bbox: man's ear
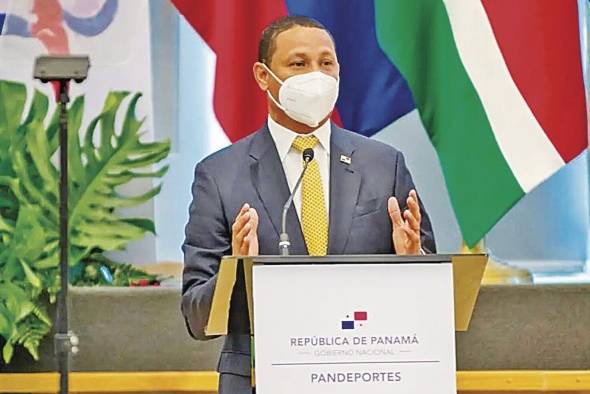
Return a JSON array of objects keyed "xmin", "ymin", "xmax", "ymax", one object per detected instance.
[{"xmin": 253, "ymin": 62, "xmax": 269, "ymax": 91}]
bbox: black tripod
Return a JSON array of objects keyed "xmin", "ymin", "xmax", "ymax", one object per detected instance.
[{"xmin": 33, "ymin": 55, "xmax": 90, "ymax": 394}]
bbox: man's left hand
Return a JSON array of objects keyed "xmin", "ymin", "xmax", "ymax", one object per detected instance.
[{"xmin": 388, "ymin": 189, "xmax": 422, "ymax": 255}]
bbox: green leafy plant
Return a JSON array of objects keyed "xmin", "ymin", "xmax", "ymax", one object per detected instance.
[{"xmin": 0, "ymin": 80, "xmax": 170, "ymax": 363}]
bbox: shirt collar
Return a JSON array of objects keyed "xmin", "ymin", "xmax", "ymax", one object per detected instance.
[{"xmin": 267, "ymin": 115, "xmax": 331, "ymax": 162}]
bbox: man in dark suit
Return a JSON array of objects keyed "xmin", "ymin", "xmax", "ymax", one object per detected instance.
[{"xmin": 182, "ymin": 15, "xmax": 436, "ymax": 394}]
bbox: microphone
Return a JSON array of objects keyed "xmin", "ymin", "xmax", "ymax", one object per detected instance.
[{"xmin": 279, "ymin": 148, "xmax": 314, "ymax": 255}]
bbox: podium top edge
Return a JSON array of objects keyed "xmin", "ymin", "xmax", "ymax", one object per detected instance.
[{"xmin": 221, "ymin": 254, "xmax": 487, "ymax": 265}]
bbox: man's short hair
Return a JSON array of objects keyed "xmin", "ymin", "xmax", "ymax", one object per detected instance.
[{"xmin": 258, "ymin": 15, "xmax": 336, "ymax": 65}]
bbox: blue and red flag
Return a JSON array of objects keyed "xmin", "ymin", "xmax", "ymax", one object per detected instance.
[{"xmin": 170, "ymin": 0, "xmax": 415, "ymax": 142}]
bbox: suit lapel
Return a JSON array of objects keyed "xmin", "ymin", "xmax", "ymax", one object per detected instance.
[
  {"xmin": 249, "ymin": 125, "xmax": 307, "ymax": 255},
  {"xmin": 328, "ymin": 125, "xmax": 361, "ymax": 254}
]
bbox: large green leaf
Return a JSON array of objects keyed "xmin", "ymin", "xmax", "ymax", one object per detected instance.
[
  {"xmin": 0, "ymin": 81, "xmax": 170, "ymax": 364},
  {"xmin": 0, "ymin": 81, "xmax": 27, "ymax": 242},
  {"xmin": 3, "ymin": 342, "xmax": 13, "ymax": 363},
  {"xmin": 0, "ymin": 81, "xmax": 27, "ymax": 162},
  {"xmin": 10, "ymin": 92, "xmax": 59, "ymax": 223},
  {"xmin": 20, "ymin": 260, "xmax": 42, "ymax": 289},
  {"xmin": 0, "ymin": 308, "xmax": 10, "ymax": 337},
  {"xmin": 11, "ymin": 206, "xmax": 46, "ymax": 263},
  {"xmin": 68, "ymin": 92, "xmax": 170, "ymax": 254}
]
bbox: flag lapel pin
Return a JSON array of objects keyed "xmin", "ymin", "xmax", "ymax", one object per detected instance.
[{"xmin": 340, "ymin": 154, "xmax": 351, "ymax": 165}]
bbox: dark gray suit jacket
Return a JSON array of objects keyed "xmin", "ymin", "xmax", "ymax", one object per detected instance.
[{"xmin": 181, "ymin": 123, "xmax": 435, "ymax": 385}]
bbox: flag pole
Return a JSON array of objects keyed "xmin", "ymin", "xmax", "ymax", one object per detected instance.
[{"xmin": 584, "ymin": 0, "xmax": 590, "ymax": 275}]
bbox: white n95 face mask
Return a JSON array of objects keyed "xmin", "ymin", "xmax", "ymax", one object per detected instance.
[{"xmin": 263, "ymin": 64, "xmax": 339, "ymax": 128}]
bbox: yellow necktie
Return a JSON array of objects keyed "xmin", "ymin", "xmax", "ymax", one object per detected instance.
[{"xmin": 291, "ymin": 136, "xmax": 328, "ymax": 256}]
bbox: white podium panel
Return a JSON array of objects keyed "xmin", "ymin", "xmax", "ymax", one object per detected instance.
[{"xmin": 252, "ymin": 263, "xmax": 456, "ymax": 394}]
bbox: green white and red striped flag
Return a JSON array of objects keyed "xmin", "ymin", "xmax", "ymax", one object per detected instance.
[{"xmin": 375, "ymin": 0, "xmax": 588, "ymax": 246}]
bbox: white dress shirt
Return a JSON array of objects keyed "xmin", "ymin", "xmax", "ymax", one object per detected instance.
[{"xmin": 267, "ymin": 115, "xmax": 331, "ymax": 222}]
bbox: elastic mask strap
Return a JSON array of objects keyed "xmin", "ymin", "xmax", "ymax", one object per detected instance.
[
  {"xmin": 262, "ymin": 63, "xmax": 286, "ymax": 110},
  {"xmin": 261, "ymin": 63, "xmax": 284, "ymax": 86},
  {"xmin": 266, "ymin": 89, "xmax": 285, "ymax": 111}
]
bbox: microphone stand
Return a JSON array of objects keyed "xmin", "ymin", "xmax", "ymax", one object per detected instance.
[
  {"xmin": 279, "ymin": 148, "xmax": 314, "ymax": 255},
  {"xmin": 33, "ymin": 55, "xmax": 89, "ymax": 394},
  {"xmin": 53, "ymin": 80, "xmax": 80, "ymax": 394}
]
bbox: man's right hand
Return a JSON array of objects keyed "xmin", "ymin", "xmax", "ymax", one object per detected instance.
[{"xmin": 231, "ymin": 203, "xmax": 259, "ymax": 256}]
